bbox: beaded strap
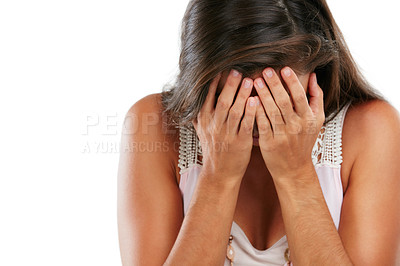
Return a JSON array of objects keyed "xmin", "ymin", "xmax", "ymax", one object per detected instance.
[{"xmin": 176, "ymin": 123, "xmax": 203, "ymax": 175}]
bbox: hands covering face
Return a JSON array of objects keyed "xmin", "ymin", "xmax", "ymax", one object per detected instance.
[
  {"xmin": 252, "ymin": 67, "xmax": 325, "ymax": 179},
  {"xmin": 192, "ymin": 66, "xmax": 325, "ymax": 183}
]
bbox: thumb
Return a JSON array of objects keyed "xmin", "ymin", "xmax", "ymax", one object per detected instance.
[{"xmin": 308, "ymin": 73, "xmax": 324, "ymax": 116}]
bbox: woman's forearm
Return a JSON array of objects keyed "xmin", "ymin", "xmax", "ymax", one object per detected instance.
[
  {"xmin": 273, "ymin": 163, "xmax": 353, "ymax": 266},
  {"xmin": 164, "ymin": 170, "xmax": 241, "ymax": 266}
]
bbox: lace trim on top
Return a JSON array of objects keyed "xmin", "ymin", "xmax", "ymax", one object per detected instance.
[
  {"xmin": 311, "ymin": 103, "xmax": 351, "ymax": 167},
  {"xmin": 177, "ymin": 102, "xmax": 351, "ymax": 174}
]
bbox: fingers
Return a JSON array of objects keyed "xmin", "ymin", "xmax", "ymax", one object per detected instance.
[
  {"xmin": 238, "ymin": 96, "xmax": 257, "ymax": 138},
  {"xmin": 227, "ymin": 78, "xmax": 253, "ymax": 135},
  {"xmin": 261, "ymin": 68, "xmax": 295, "ymax": 122},
  {"xmin": 214, "ymin": 69, "xmax": 243, "ymax": 126},
  {"xmin": 278, "ymin": 67, "xmax": 310, "ymax": 117},
  {"xmin": 194, "ymin": 73, "xmax": 222, "ymax": 131},
  {"xmin": 308, "ymin": 73, "xmax": 324, "ymax": 119},
  {"xmin": 254, "ymin": 77, "xmax": 285, "ymax": 133},
  {"xmin": 202, "ymin": 72, "xmax": 222, "ymax": 114},
  {"xmin": 254, "ymin": 96, "xmax": 273, "ymax": 140}
]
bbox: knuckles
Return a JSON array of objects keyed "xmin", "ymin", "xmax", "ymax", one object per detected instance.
[
  {"xmin": 257, "ymin": 122, "xmax": 270, "ymax": 133},
  {"xmin": 287, "ymin": 120, "xmax": 303, "ymax": 135},
  {"xmin": 241, "ymin": 120, "xmax": 253, "ymax": 133},
  {"xmin": 278, "ymin": 98, "xmax": 292, "ymax": 110},
  {"xmin": 236, "ymin": 91, "xmax": 247, "ymax": 102},
  {"xmin": 229, "ymin": 108, "xmax": 242, "ymax": 120},
  {"xmin": 217, "ymin": 97, "xmax": 230, "ymax": 110},
  {"xmin": 292, "ymin": 93, "xmax": 306, "ymax": 104}
]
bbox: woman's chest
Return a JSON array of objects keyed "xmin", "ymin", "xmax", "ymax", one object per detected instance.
[
  {"xmin": 232, "ymin": 150, "xmax": 351, "ymax": 251},
  {"xmin": 232, "ymin": 169, "xmax": 286, "ymax": 251}
]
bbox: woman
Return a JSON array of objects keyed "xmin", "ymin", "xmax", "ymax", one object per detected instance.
[{"xmin": 117, "ymin": 0, "xmax": 400, "ymax": 265}]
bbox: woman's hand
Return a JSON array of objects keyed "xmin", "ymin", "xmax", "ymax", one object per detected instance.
[
  {"xmin": 253, "ymin": 66, "xmax": 325, "ymax": 181},
  {"xmin": 192, "ymin": 69, "xmax": 257, "ymax": 187}
]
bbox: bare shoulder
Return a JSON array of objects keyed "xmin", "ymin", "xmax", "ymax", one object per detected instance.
[
  {"xmin": 348, "ymin": 98, "xmax": 399, "ymax": 126},
  {"xmin": 118, "ymin": 93, "xmax": 183, "ymax": 265},
  {"xmin": 339, "ymin": 100, "xmax": 400, "ymax": 263},
  {"xmin": 124, "ymin": 92, "xmax": 181, "ymax": 183},
  {"xmin": 344, "ymin": 99, "xmax": 400, "ymax": 144},
  {"xmin": 341, "ymin": 99, "xmax": 400, "ymax": 193}
]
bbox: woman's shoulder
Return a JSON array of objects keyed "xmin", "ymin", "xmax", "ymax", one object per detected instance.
[
  {"xmin": 341, "ymin": 99, "xmax": 400, "ymax": 193},
  {"xmin": 124, "ymin": 92, "xmax": 181, "ymax": 182},
  {"xmin": 343, "ymin": 99, "xmax": 399, "ymax": 141}
]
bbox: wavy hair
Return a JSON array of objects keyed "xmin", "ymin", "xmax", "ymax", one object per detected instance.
[{"xmin": 160, "ymin": 0, "xmax": 385, "ymax": 128}]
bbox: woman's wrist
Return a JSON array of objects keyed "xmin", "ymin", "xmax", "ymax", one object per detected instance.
[
  {"xmin": 198, "ymin": 167, "xmax": 243, "ymax": 194},
  {"xmin": 272, "ymin": 160, "xmax": 317, "ymax": 191}
]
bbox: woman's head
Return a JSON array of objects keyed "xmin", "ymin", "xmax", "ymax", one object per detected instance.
[{"xmin": 161, "ymin": 0, "xmax": 385, "ymax": 128}]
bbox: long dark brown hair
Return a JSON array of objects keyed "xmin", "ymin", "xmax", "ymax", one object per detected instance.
[{"xmin": 161, "ymin": 0, "xmax": 386, "ymax": 128}]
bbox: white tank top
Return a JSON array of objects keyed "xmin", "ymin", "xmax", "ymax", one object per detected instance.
[{"xmin": 176, "ymin": 102, "xmax": 351, "ymax": 265}]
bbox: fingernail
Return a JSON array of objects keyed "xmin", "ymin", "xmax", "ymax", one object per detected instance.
[
  {"xmin": 244, "ymin": 79, "xmax": 252, "ymax": 89},
  {"xmin": 283, "ymin": 68, "xmax": 291, "ymax": 77},
  {"xmin": 256, "ymin": 97, "xmax": 260, "ymax": 106},
  {"xmin": 265, "ymin": 69, "xmax": 273, "ymax": 78},
  {"xmin": 249, "ymin": 98, "xmax": 255, "ymax": 106},
  {"xmin": 232, "ymin": 69, "xmax": 240, "ymax": 77},
  {"xmin": 256, "ymin": 79, "xmax": 264, "ymax": 88}
]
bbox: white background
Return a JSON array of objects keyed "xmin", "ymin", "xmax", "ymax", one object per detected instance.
[{"xmin": 0, "ymin": 1, "xmax": 399, "ymax": 265}]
